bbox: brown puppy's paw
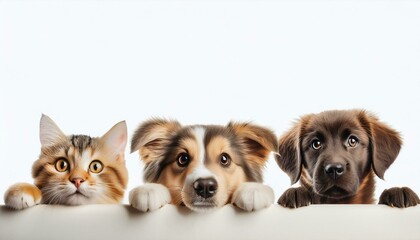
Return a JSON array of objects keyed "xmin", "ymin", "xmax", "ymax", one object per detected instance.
[
  {"xmin": 379, "ymin": 187, "xmax": 420, "ymax": 208},
  {"xmin": 278, "ymin": 187, "xmax": 312, "ymax": 208}
]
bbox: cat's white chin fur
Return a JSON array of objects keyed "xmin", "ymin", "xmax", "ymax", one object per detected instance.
[
  {"xmin": 5, "ymin": 192, "xmax": 40, "ymax": 210},
  {"xmin": 232, "ymin": 182, "xmax": 274, "ymax": 211},
  {"xmin": 129, "ymin": 183, "xmax": 171, "ymax": 212},
  {"xmin": 65, "ymin": 194, "xmax": 93, "ymax": 205}
]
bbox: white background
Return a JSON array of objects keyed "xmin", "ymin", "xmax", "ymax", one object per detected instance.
[{"xmin": 1, "ymin": 0, "xmax": 419, "ymax": 205}]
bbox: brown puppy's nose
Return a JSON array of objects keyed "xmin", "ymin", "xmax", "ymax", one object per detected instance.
[
  {"xmin": 71, "ymin": 178, "xmax": 85, "ymax": 188},
  {"xmin": 324, "ymin": 164, "xmax": 345, "ymax": 179},
  {"xmin": 193, "ymin": 178, "xmax": 218, "ymax": 199}
]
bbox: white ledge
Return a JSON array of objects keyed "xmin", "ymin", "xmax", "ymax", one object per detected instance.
[{"xmin": 1, "ymin": 204, "xmax": 419, "ymax": 240}]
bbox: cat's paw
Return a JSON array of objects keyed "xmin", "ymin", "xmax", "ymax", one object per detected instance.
[
  {"xmin": 232, "ymin": 182, "xmax": 274, "ymax": 211},
  {"xmin": 379, "ymin": 187, "xmax": 420, "ymax": 208},
  {"xmin": 129, "ymin": 183, "xmax": 171, "ymax": 212},
  {"xmin": 278, "ymin": 187, "xmax": 312, "ymax": 208},
  {"xmin": 4, "ymin": 183, "xmax": 42, "ymax": 210}
]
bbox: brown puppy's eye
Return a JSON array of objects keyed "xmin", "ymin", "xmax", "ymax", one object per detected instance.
[
  {"xmin": 220, "ymin": 153, "xmax": 231, "ymax": 167},
  {"xmin": 311, "ymin": 140, "xmax": 322, "ymax": 150},
  {"xmin": 89, "ymin": 160, "xmax": 104, "ymax": 173},
  {"xmin": 177, "ymin": 153, "xmax": 190, "ymax": 167},
  {"xmin": 55, "ymin": 158, "xmax": 69, "ymax": 172},
  {"xmin": 348, "ymin": 136, "xmax": 359, "ymax": 147}
]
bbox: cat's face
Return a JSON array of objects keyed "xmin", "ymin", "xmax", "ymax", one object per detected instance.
[{"xmin": 32, "ymin": 115, "xmax": 128, "ymax": 205}]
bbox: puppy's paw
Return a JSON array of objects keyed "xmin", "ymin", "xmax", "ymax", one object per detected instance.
[
  {"xmin": 232, "ymin": 182, "xmax": 274, "ymax": 211},
  {"xmin": 278, "ymin": 187, "xmax": 312, "ymax": 208},
  {"xmin": 129, "ymin": 183, "xmax": 171, "ymax": 212},
  {"xmin": 379, "ymin": 187, "xmax": 420, "ymax": 208},
  {"xmin": 4, "ymin": 183, "xmax": 42, "ymax": 210}
]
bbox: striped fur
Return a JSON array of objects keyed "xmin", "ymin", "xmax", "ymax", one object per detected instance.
[{"xmin": 4, "ymin": 115, "xmax": 128, "ymax": 209}]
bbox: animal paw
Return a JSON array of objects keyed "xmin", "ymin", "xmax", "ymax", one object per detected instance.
[
  {"xmin": 278, "ymin": 187, "xmax": 312, "ymax": 208},
  {"xmin": 232, "ymin": 182, "xmax": 274, "ymax": 211},
  {"xmin": 129, "ymin": 183, "xmax": 171, "ymax": 212},
  {"xmin": 4, "ymin": 183, "xmax": 42, "ymax": 210},
  {"xmin": 379, "ymin": 187, "xmax": 420, "ymax": 208}
]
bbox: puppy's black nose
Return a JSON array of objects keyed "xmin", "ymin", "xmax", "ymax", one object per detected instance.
[
  {"xmin": 324, "ymin": 164, "xmax": 345, "ymax": 179},
  {"xmin": 193, "ymin": 178, "xmax": 218, "ymax": 199}
]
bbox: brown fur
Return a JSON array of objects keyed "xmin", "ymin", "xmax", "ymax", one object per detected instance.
[
  {"xmin": 276, "ymin": 109, "xmax": 419, "ymax": 208},
  {"xmin": 379, "ymin": 187, "xmax": 420, "ymax": 207},
  {"xmin": 4, "ymin": 115, "xmax": 128, "ymax": 209},
  {"xmin": 32, "ymin": 137, "xmax": 128, "ymax": 204},
  {"xmin": 156, "ymin": 133, "xmax": 248, "ymax": 207},
  {"xmin": 131, "ymin": 119, "xmax": 277, "ymax": 210}
]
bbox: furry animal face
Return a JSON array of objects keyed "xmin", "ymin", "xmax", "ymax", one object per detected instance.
[
  {"xmin": 276, "ymin": 109, "xmax": 402, "ymax": 202},
  {"xmin": 299, "ymin": 111, "xmax": 373, "ymax": 198},
  {"xmin": 131, "ymin": 119, "xmax": 277, "ymax": 211},
  {"xmin": 32, "ymin": 115, "xmax": 128, "ymax": 205}
]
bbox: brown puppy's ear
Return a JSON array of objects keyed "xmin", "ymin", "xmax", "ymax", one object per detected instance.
[
  {"xmin": 358, "ymin": 110, "xmax": 402, "ymax": 179},
  {"xmin": 130, "ymin": 118, "xmax": 181, "ymax": 163},
  {"xmin": 276, "ymin": 115, "xmax": 311, "ymax": 185},
  {"xmin": 228, "ymin": 122, "xmax": 278, "ymax": 168}
]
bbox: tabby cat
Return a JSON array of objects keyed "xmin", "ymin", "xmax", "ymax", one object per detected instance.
[{"xmin": 4, "ymin": 114, "xmax": 128, "ymax": 210}]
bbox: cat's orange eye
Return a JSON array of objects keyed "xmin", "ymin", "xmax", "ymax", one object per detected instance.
[
  {"xmin": 55, "ymin": 158, "xmax": 69, "ymax": 172},
  {"xmin": 89, "ymin": 160, "xmax": 104, "ymax": 173}
]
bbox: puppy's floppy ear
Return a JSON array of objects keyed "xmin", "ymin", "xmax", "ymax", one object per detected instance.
[
  {"xmin": 276, "ymin": 115, "xmax": 311, "ymax": 185},
  {"xmin": 358, "ymin": 110, "xmax": 402, "ymax": 180},
  {"xmin": 228, "ymin": 122, "xmax": 278, "ymax": 168},
  {"xmin": 131, "ymin": 118, "xmax": 182, "ymax": 183},
  {"xmin": 130, "ymin": 118, "xmax": 181, "ymax": 163}
]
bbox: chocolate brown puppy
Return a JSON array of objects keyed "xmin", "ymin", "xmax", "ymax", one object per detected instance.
[{"xmin": 276, "ymin": 109, "xmax": 419, "ymax": 208}]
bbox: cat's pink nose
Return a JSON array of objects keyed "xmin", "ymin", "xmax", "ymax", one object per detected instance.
[{"xmin": 71, "ymin": 178, "xmax": 85, "ymax": 188}]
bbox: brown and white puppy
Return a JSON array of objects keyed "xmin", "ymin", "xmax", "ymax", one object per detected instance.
[
  {"xmin": 129, "ymin": 119, "xmax": 277, "ymax": 212},
  {"xmin": 276, "ymin": 109, "xmax": 419, "ymax": 208}
]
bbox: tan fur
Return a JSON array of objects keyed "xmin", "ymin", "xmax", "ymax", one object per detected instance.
[
  {"xmin": 207, "ymin": 136, "xmax": 247, "ymax": 198},
  {"xmin": 130, "ymin": 119, "xmax": 277, "ymax": 211},
  {"xmin": 229, "ymin": 122, "xmax": 278, "ymax": 167},
  {"xmin": 345, "ymin": 171, "xmax": 375, "ymax": 204},
  {"xmin": 4, "ymin": 183, "xmax": 42, "ymax": 207},
  {"xmin": 156, "ymin": 137, "xmax": 200, "ymax": 205},
  {"xmin": 33, "ymin": 137, "xmax": 128, "ymax": 204},
  {"xmin": 156, "ymin": 135, "xmax": 247, "ymax": 207},
  {"xmin": 131, "ymin": 119, "xmax": 181, "ymax": 163},
  {"xmin": 4, "ymin": 115, "xmax": 128, "ymax": 209}
]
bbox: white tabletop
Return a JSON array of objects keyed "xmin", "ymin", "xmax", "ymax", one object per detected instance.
[{"xmin": 1, "ymin": 204, "xmax": 419, "ymax": 240}]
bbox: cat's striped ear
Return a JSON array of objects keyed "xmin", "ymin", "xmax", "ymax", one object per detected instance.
[
  {"xmin": 101, "ymin": 121, "xmax": 127, "ymax": 156},
  {"xmin": 40, "ymin": 114, "xmax": 66, "ymax": 147}
]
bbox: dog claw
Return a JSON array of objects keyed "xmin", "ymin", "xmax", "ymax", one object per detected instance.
[
  {"xmin": 379, "ymin": 187, "xmax": 420, "ymax": 208},
  {"xmin": 278, "ymin": 187, "xmax": 312, "ymax": 208}
]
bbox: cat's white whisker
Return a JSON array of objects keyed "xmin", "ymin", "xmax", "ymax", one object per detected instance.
[{"xmin": 4, "ymin": 116, "xmax": 128, "ymax": 209}]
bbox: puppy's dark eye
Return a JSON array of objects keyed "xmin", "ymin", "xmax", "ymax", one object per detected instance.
[
  {"xmin": 220, "ymin": 153, "xmax": 231, "ymax": 167},
  {"xmin": 311, "ymin": 140, "xmax": 322, "ymax": 150},
  {"xmin": 177, "ymin": 153, "xmax": 190, "ymax": 167},
  {"xmin": 348, "ymin": 136, "xmax": 359, "ymax": 147}
]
